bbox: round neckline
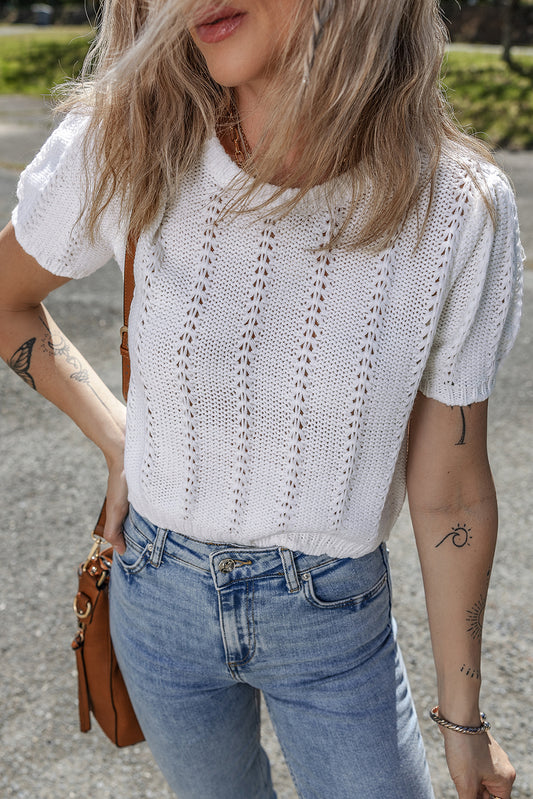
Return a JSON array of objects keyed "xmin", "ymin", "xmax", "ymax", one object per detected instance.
[{"xmin": 203, "ymin": 133, "xmax": 351, "ymax": 214}]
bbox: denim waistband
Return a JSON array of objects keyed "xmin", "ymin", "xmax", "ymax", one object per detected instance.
[{"xmin": 127, "ymin": 504, "xmax": 386, "ymax": 594}]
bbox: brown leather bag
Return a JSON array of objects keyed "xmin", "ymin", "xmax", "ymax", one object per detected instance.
[{"xmin": 72, "ymin": 238, "xmax": 144, "ymax": 747}]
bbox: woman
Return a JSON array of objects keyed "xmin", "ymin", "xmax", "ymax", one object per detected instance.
[{"xmin": 0, "ymin": 1, "xmax": 521, "ymax": 797}]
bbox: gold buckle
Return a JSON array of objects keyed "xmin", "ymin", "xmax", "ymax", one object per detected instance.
[{"xmin": 82, "ymin": 533, "xmax": 106, "ymax": 572}]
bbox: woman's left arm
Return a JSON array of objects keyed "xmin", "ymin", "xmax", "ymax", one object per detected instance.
[{"xmin": 407, "ymin": 391, "xmax": 516, "ymax": 799}]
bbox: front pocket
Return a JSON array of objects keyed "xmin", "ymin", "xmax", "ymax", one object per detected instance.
[
  {"xmin": 114, "ymin": 513, "xmax": 153, "ymax": 575},
  {"xmin": 302, "ymin": 554, "xmax": 388, "ymax": 610}
]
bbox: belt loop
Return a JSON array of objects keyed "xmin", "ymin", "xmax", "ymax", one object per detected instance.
[
  {"xmin": 278, "ymin": 547, "xmax": 300, "ymax": 593},
  {"xmin": 149, "ymin": 527, "xmax": 169, "ymax": 568}
]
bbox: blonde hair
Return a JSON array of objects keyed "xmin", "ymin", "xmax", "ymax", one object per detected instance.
[{"xmin": 58, "ymin": 0, "xmax": 494, "ymax": 247}]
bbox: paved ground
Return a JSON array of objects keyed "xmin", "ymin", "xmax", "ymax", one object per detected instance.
[{"xmin": 0, "ymin": 96, "xmax": 531, "ymax": 799}]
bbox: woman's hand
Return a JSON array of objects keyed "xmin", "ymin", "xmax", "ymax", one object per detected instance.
[
  {"xmin": 442, "ymin": 729, "xmax": 516, "ymax": 799},
  {"xmin": 103, "ymin": 448, "xmax": 129, "ymax": 555}
]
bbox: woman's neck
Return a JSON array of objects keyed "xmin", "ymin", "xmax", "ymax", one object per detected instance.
[
  {"xmin": 219, "ymin": 85, "xmax": 301, "ymax": 184},
  {"xmin": 233, "ymin": 85, "xmax": 266, "ymax": 153}
]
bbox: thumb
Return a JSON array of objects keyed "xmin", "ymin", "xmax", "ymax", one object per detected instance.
[{"xmin": 103, "ymin": 521, "xmax": 126, "ymax": 554}]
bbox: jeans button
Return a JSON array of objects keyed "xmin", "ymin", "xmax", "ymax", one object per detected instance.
[{"xmin": 219, "ymin": 558, "xmax": 236, "ymax": 573}]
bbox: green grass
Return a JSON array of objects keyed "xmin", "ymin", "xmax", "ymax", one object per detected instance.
[
  {"xmin": 0, "ymin": 28, "xmax": 532, "ymax": 149},
  {"xmin": 443, "ymin": 51, "xmax": 533, "ymax": 150},
  {"xmin": 0, "ymin": 26, "xmax": 94, "ymax": 95}
]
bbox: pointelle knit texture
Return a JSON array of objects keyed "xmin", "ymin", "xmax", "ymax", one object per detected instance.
[{"xmin": 12, "ymin": 114, "xmax": 523, "ymax": 558}]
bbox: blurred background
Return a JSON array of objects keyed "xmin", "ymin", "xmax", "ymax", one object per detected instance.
[{"xmin": 0, "ymin": 3, "xmax": 532, "ymax": 799}]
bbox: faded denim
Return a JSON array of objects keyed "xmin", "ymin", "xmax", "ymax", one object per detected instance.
[{"xmin": 109, "ymin": 505, "xmax": 434, "ymax": 799}]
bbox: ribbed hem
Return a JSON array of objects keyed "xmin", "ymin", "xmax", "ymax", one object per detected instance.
[
  {"xmin": 11, "ymin": 207, "xmax": 72, "ymax": 277},
  {"xmin": 128, "ymin": 494, "xmax": 388, "ymax": 560},
  {"xmin": 418, "ymin": 375, "xmax": 495, "ymax": 407}
]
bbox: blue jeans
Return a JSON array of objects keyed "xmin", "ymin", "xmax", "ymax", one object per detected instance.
[{"xmin": 109, "ymin": 506, "xmax": 434, "ymax": 799}]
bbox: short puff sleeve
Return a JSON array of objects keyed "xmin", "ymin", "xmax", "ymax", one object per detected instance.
[
  {"xmin": 419, "ymin": 165, "xmax": 524, "ymax": 406},
  {"xmin": 11, "ymin": 113, "xmax": 124, "ymax": 279}
]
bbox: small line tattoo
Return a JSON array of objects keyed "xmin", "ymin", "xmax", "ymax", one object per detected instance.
[
  {"xmin": 456, "ymin": 406, "xmax": 467, "ymax": 445},
  {"xmin": 466, "ymin": 595, "xmax": 486, "ymax": 641},
  {"xmin": 460, "ymin": 663, "xmax": 481, "ymax": 680},
  {"xmin": 435, "ymin": 523, "xmax": 472, "ymax": 549},
  {"xmin": 8, "ymin": 338, "xmax": 37, "ymax": 390}
]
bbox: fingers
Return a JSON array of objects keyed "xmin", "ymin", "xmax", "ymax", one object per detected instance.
[
  {"xmin": 482, "ymin": 741, "xmax": 516, "ymax": 799},
  {"xmin": 485, "ymin": 782, "xmax": 515, "ymax": 799},
  {"xmin": 454, "ymin": 773, "xmax": 515, "ymax": 799}
]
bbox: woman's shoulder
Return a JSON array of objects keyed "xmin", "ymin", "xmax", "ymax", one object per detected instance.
[
  {"xmin": 423, "ymin": 143, "xmax": 522, "ymax": 296},
  {"xmin": 394, "ymin": 143, "xmax": 522, "ymax": 292},
  {"xmin": 16, "ymin": 110, "xmax": 92, "ymax": 204},
  {"xmin": 12, "ymin": 109, "xmax": 120, "ymax": 279},
  {"xmin": 48, "ymin": 108, "xmax": 91, "ymax": 139},
  {"xmin": 31, "ymin": 110, "xmax": 90, "ymax": 163},
  {"xmin": 434, "ymin": 143, "xmax": 516, "ymax": 216}
]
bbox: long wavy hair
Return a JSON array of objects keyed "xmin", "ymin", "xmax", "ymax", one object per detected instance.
[{"xmin": 58, "ymin": 0, "xmax": 494, "ymax": 246}]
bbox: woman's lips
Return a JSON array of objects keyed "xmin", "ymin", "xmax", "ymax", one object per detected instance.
[{"xmin": 195, "ymin": 7, "xmax": 246, "ymax": 44}]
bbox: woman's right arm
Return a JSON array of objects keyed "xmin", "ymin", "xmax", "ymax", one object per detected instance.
[{"xmin": 0, "ymin": 221, "xmax": 128, "ymax": 550}]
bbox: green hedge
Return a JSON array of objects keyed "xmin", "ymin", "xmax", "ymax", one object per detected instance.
[
  {"xmin": 443, "ymin": 51, "xmax": 533, "ymax": 150},
  {"xmin": 0, "ymin": 27, "xmax": 94, "ymax": 94}
]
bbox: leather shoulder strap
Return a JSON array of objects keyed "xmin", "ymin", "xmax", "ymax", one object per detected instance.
[{"xmin": 120, "ymin": 235, "xmax": 137, "ymax": 402}]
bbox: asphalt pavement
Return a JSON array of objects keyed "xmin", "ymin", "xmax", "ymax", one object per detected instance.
[{"xmin": 0, "ymin": 95, "xmax": 531, "ymax": 799}]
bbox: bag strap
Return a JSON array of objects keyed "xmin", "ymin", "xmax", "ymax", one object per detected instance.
[
  {"xmin": 92, "ymin": 236, "xmax": 137, "ymax": 542},
  {"xmin": 119, "ymin": 235, "xmax": 137, "ymax": 402}
]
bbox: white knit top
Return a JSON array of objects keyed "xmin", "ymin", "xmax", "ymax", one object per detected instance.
[{"xmin": 12, "ymin": 114, "xmax": 523, "ymax": 558}]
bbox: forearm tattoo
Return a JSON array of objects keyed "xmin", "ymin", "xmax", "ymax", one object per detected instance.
[
  {"xmin": 465, "ymin": 569, "xmax": 491, "ymax": 641},
  {"xmin": 38, "ymin": 314, "xmax": 111, "ymax": 411},
  {"xmin": 466, "ymin": 595, "xmax": 486, "ymax": 641},
  {"xmin": 39, "ymin": 314, "xmax": 90, "ymax": 382},
  {"xmin": 456, "ymin": 406, "xmax": 467, "ymax": 445},
  {"xmin": 460, "ymin": 663, "xmax": 481, "ymax": 680},
  {"xmin": 466, "ymin": 569, "xmax": 491, "ymax": 641},
  {"xmin": 435, "ymin": 523, "xmax": 472, "ymax": 549},
  {"xmin": 7, "ymin": 314, "xmax": 110, "ymax": 412},
  {"xmin": 455, "ymin": 406, "xmax": 470, "ymax": 446},
  {"xmin": 8, "ymin": 337, "xmax": 37, "ymax": 390}
]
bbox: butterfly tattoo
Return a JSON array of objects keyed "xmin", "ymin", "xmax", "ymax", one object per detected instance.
[{"xmin": 8, "ymin": 338, "xmax": 37, "ymax": 390}]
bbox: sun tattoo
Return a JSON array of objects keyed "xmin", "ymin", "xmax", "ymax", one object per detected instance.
[
  {"xmin": 435, "ymin": 524, "xmax": 472, "ymax": 549},
  {"xmin": 466, "ymin": 595, "xmax": 486, "ymax": 641}
]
